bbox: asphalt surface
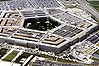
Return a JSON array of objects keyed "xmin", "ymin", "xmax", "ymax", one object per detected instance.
[{"xmin": 76, "ymin": 0, "xmax": 99, "ymax": 20}]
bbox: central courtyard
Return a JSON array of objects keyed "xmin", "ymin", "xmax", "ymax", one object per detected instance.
[{"xmin": 23, "ymin": 17, "xmax": 61, "ymax": 31}]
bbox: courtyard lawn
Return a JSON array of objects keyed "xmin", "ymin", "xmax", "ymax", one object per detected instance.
[
  {"xmin": 0, "ymin": 48, "xmax": 8, "ymax": 58},
  {"xmin": 3, "ymin": 50, "xmax": 19, "ymax": 62}
]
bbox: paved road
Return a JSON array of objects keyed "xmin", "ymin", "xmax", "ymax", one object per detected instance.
[{"xmin": 76, "ymin": 0, "xmax": 99, "ymax": 21}]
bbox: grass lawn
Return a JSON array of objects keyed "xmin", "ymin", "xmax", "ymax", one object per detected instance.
[
  {"xmin": 91, "ymin": 57, "xmax": 99, "ymax": 62},
  {"xmin": 94, "ymin": 50, "xmax": 99, "ymax": 55},
  {"xmin": 88, "ymin": 1, "xmax": 99, "ymax": 11},
  {"xmin": 3, "ymin": 50, "xmax": 19, "ymax": 62},
  {"xmin": 92, "ymin": 6, "xmax": 99, "ymax": 12},
  {"xmin": 57, "ymin": 58, "xmax": 78, "ymax": 64},
  {"xmin": 96, "ymin": 44, "xmax": 99, "ymax": 47},
  {"xmin": 88, "ymin": 1, "xmax": 99, "ymax": 5},
  {"xmin": 0, "ymin": 48, "xmax": 8, "ymax": 58}
]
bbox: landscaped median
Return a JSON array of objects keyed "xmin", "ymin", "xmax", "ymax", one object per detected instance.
[{"xmin": 3, "ymin": 50, "xmax": 19, "ymax": 62}]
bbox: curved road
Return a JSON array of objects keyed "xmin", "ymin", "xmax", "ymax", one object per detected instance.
[{"xmin": 76, "ymin": 0, "xmax": 99, "ymax": 21}]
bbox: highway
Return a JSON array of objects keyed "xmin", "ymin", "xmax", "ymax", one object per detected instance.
[{"xmin": 76, "ymin": 0, "xmax": 99, "ymax": 21}]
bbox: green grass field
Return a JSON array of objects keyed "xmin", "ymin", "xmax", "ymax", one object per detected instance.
[
  {"xmin": 0, "ymin": 48, "xmax": 7, "ymax": 54},
  {"xmin": 96, "ymin": 43, "xmax": 99, "ymax": 46},
  {"xmin": 91, "ymin": 57, "xmax": 99, "ymax": 62},
  {"xmin": 94, "ymin": 50, "xmax": 99, "ymax": 55},
  {"xmin": 3, "ymin": 50, "xmax": 19, "ymax": 62},
  {"xmin": 88, "ymin": 1, "xmax": 99, "ymax": 5},
  {"xmin": 0, "ymin": 48, "xmax": 8, "ymax": 58},
  {"xmin": 88, "ymin": 1, "xmax": 99, "ymax": 11}
]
